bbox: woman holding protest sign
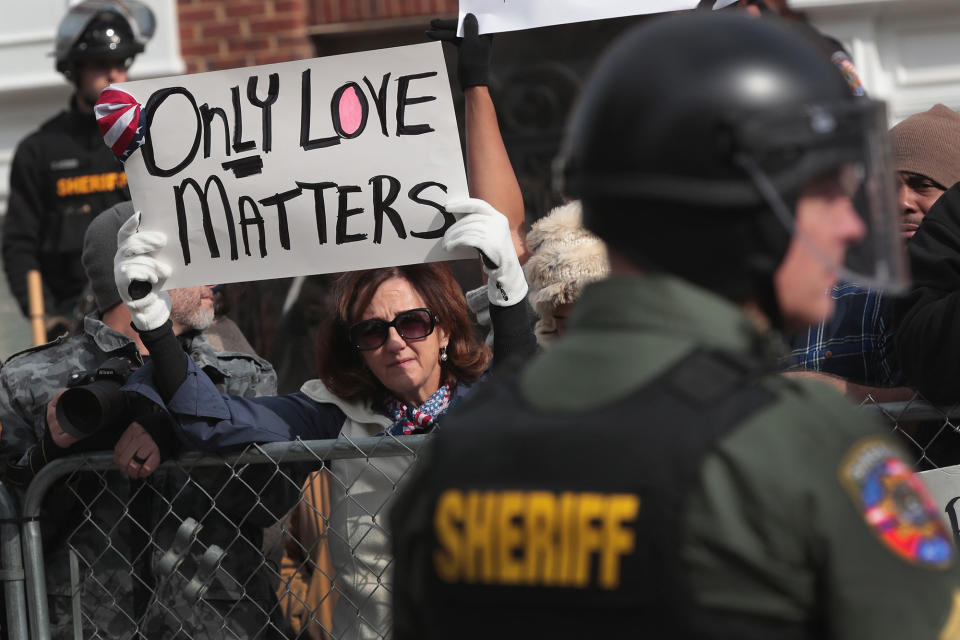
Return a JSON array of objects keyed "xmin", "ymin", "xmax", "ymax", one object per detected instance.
[{"xmin": 113, "ymin": 195, "xmax": 535, "ymax": 638}]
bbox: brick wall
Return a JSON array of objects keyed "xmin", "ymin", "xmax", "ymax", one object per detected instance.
[
  {"xmin": 178, "ymin": 0, "xmax": 458, "ymax": 74},
  {"xmin": 308, "ymin": 0, "xmax": 457, "ymax": 24},
  {"xmin": 178, "ymin": 0, "xmax": 316, "ymax": 73}
]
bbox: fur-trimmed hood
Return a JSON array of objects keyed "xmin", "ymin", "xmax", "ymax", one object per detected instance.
[{"xmin": 523, "ymin": 200, "xmax": 609, "ymax": 345}]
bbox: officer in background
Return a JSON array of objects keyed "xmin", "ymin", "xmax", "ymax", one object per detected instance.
[
  {"xmin": 391, "ymin": 12, "xmax": 960, "ymax": 639},
  {"xmin": 2, "ymin": 0, "xmax": 154, "ymax": 339}
]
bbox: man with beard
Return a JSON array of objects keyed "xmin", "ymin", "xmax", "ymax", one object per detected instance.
[
  {"xmin": 2, "ymin": 1, "xmax": 153, "ymax": 338},
  {"xmin": 0, "ymin": 202, "xmax": 297, "ymax": 639}
]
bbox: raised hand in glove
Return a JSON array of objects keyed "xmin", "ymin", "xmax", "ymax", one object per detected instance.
[
  {"xmin": 114, "ymin": 211, "xmax": 172, "ymax": 331},
  {"xmin": 443, "ymin": 198, "xmax": 528, "ymax": 306},
  {"xmin": 426, "ymin": 13, "xmax": 491, "ymax": 89}
]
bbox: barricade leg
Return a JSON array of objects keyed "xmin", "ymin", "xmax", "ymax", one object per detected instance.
[
  {"xmin": 21, "ymin": 517, "xmax": 50, "ymax": 640},
  {"xmin": 0, "ymin": 482, "xmax": 28, "ymax": 640}
]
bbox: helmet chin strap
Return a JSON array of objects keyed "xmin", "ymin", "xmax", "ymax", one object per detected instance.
[
  {"xmin": 734, "ymin": 152, "xmax": 848, "ymax": 283},
  {"xmin": 733, "ymin": 151, "xmax": 844, "ymax": 332}
]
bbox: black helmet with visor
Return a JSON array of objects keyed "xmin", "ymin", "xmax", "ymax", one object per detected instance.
[
  {"xmin": 556, "ymin": 11, "xmax": 905, "ymax": 304},
  {"xmin": 54, "ymin": 0, "xmax": 156, "ymax": 78}
]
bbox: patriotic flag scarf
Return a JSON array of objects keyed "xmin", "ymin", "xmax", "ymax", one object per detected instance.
[
  {"xmin": 94, "ymin": 87, "xmax": 146, "ymax": 161},
  {"xmin": 385, "ymin": 384, "xmax": 452, "ymax": 436}
]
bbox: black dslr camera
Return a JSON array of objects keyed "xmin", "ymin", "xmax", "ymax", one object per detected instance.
[
  {"xmin": 3, "ymin": 356, "xmax": 142, "ymax": 487},
  {"xmin": 56, "ymin": 356, "xmax": 137, "ymax": 439}
]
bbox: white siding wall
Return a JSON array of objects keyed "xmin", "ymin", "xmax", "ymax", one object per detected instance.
[{"xmin": 799, "ymin": 0, "xmax": 960, "ymax": 121}]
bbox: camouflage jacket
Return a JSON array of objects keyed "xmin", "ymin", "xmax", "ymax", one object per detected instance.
[
  {"xmin": 0, "ymin": 316, "xmax": 276, "ymax": 456},
  {"xmin": 0, "ymin": 316, "xmax": 296, "ymax": 639}
]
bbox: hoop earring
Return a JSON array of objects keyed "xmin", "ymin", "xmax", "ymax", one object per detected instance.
[{"xmin": 439, "ymin": 346, "xmax": 448, "ymax": 362}]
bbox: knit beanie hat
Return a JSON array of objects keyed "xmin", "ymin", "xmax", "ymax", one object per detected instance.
[
  {"xmin": 523, "ymin": 200, "xmax": 609, "ymax": 346},
  {"xmin": 82, "ymin": 200, "xmax": 135, "ymax": 313},
  {"xmin": 891, "ymin": 104, "xmax": 960, "ymax": 190}
]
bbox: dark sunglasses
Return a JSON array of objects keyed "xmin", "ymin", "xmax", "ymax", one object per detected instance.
[{"xmin": 348, "ymin": 308, "xmax": 438, "ymax": 351}]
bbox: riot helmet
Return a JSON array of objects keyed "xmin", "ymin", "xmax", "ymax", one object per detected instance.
[
  {"xmin": 556, "ymin": 12, "xmax": 905, "ymax": 307},
  {"xmin": 54, "ymin": 0, "xmax": 155, "ymax": 79}
]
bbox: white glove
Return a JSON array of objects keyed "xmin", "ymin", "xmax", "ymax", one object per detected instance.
[
  {"xmin": 114, "ymin": 211, "xmax": 172, "ymax": 331},
  {"xmin": 443, "ymin": 198, "xmax": 528, "ymax": 306}
]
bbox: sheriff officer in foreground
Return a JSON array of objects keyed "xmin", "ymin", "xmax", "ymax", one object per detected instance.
[{"xmin": 391, "ymin": 11, "xmax": 960, "ymax": 639}]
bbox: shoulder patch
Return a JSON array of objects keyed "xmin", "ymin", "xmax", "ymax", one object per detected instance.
[{"xmin": 840, "ymin": 437, "xmax": 953, "ymax": 568}]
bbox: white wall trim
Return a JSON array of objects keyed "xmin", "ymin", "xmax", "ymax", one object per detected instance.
[
  {"xmin": 0, "ymin": 54, "xmax": 186, "ymax": 94},
  {"xmin": 0, "ymin": 30, "xmax": 55, "ymax": 48}
]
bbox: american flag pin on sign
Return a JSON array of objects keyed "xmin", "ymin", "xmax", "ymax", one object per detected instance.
[{"xmin": 94, "ymin": 87, "xmax": 147, "ymax": 161}]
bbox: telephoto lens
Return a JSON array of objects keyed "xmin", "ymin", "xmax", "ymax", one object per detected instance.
[{"xmin": 55, "ymin": 356, "xmax": 136, "ymax": 439}]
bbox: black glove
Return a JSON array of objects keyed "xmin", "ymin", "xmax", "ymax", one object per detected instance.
[{"xmin": 426, "ymin": 13, "xmax": 492, "ymax": 89}]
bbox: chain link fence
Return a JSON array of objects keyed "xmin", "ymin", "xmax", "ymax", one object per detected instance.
[
  {"xmin": 2, "ymin": 398, "xmax": 960, "ymax": 638},
  {"xmin": 16, "ymin": 434, "xmax": 427, "ymax": 640},
  {"xmin": 862, "ymin": 394, "xmax": 960, "ymax": 471}
]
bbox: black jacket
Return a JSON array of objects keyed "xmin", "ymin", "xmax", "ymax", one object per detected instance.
[
  {"xmin": 2, "ymin": 96, "xmax": 129, "ymax": 317},
  {"xmin": 894, "ymin": 182, "xmax": 960, "ymax": 401}
]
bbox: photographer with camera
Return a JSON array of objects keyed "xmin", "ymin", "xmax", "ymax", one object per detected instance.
[{"xmin": 0, "ymin": 202, "xmax": 292, "ymax": 638}]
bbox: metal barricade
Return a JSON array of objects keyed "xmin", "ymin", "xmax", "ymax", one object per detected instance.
[
  {"xmin": 0, "ymin": 480, "xmax": 29, "ymax": 640},
  {"xmin": 861, "ymin": 393, "xmax": 960, "ymax": 470},
  {"xmin": 19, "ymin": 435, "xmax": 427, "ymax": 640},
  {"xmin": 13, "ymin": 394, "xmax": 960, "ymax": 639}
]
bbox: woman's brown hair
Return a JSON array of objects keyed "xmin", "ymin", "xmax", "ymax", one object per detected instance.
[{"xmin": 317, "ymin": 263, "xmax": 491, "ymax": 405}]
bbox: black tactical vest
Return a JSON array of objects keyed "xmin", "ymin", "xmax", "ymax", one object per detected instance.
[{"xmin": 392, "ymin": 348, "xmax": 816, "ymax": 640}]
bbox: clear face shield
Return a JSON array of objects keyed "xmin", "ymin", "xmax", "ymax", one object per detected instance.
[
  {"xmin": 734, "ymin": 99, "xmax": 908, "ymax": 294},
  {"xmin": 123, "ymin": 0, "xmax": 157, "ymax": 42}
]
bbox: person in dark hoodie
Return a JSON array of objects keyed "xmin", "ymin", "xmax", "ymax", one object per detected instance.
[{"xmin": 896, "ymin": 180, "xmax": 960, "ymax": 402}]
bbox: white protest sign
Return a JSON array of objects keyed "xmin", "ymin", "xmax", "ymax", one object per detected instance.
[
  {"xmin": 105, "ymin": 42, "xmax": 469, "ymax": 289},
  {"xmin": 919, "ymin": 465, "xmax": 960, "ymax": 539},
  {"xmin": 458, "ymin": 0, "xmax": 712, "ymax": 35}
]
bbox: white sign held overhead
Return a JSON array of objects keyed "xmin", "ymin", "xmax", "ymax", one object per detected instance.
[
  {"xmin": 458, "ymin": 0, "xmax": 714, "ymax": 36},
  {"xmin": 98, "ymin": 42, "xmax": 470, "ymax": 290}
]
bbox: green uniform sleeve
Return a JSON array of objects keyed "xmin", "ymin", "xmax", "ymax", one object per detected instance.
[{"xmin": 683, "ymin": 376, "xmax": 960, "ymax": 638}]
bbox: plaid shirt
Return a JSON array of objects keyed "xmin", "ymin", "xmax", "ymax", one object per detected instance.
[{"xmin": 785, "ymin": 283, "xmax": 904, "ymax": 387}]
